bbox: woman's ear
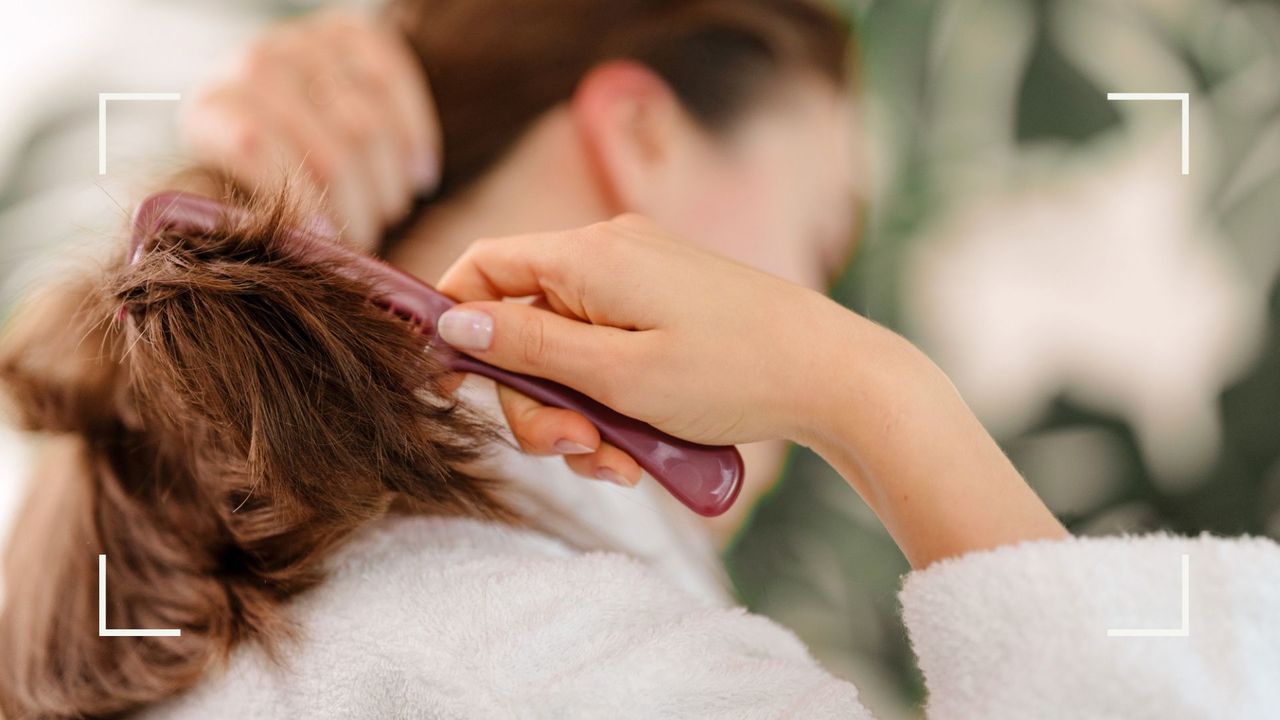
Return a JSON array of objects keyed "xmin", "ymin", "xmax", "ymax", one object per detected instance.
[{"xmin": 570, "ymin": 61, "xmax": 687, "ymax": 215}]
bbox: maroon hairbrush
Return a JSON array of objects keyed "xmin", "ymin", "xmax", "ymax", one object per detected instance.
[{"xmin": 128, "ymin": 191, "xmax": 743, "ymax": 517}]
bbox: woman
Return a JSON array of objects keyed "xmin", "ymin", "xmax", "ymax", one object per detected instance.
[
  {"xmin": 436, "ymin": 219, "xmax": 1280, "ymax": 717},
  {"xmin": 0, "ymin": 3, "xmax": 1274, "ymax": 720},
  {"xmin": 178, "ymin": 2, "xmax": 859, "ymax": 544},
  {"xmin": 3, "ymin": 1, "xmax": 858, "ymax": 716}
]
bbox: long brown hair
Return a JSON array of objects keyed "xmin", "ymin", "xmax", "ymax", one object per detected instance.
[
  {"xmin": 0, "ymin": 1, "xmax": 849, "ymax": 717},
  {"xmin": 0, "ymin": 175, "xmax": 509, "ymax": 718}
]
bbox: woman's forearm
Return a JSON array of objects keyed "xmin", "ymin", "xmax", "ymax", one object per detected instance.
[{"xmin": 799, "ymin": 299, "xmax": 1067, "ymax": 569}]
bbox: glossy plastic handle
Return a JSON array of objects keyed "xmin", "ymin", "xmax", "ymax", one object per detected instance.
[{"xmin": 129, "ymin": 192, "xmax": 743, "ymax": 516}]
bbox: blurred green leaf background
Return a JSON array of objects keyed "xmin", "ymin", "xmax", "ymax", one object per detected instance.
[{"xmin": 728, "ymin": 1, "xmax": 1280, "ymax": 717}]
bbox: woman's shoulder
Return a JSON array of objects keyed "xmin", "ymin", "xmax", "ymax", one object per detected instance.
[
  {"xmin": 144, "ymin": 515, "xmax": 867, "ymax": 719},
  {"xmin": 307, "ymin": 514, "xmax": 697, "ymax": 640},
  {"xmin": 301, "ymin": 514, "xmax": 736, "ymax": 655},
  {"xmin": 331, "ymin": 512, "xmax": 584, "ymax": 572}
]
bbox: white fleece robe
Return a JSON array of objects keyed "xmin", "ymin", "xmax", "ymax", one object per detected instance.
[{"xmin": 137, "ymin": 381, "xmax": 1280, "ymax": 719}]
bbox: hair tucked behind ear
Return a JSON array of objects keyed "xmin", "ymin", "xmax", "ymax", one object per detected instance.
[{"xmin": 0, "ymin": 172, "xmax": 509, "ymax": 719}]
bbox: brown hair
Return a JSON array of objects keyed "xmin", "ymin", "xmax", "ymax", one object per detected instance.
[
  {"xmin": 0, "ymin": 175, "xmax": 509, "ymax": 718},
  {"xmin": 391, "ymin": 0, "xmax": 851, "ymax": 199},
  {"xmin": 0, "ymin": 1, "xmax": 850, "ymax": 717}
]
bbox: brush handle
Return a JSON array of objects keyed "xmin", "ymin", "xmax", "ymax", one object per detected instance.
[
  {"xmin": 131, "ymin": 191, "xmax": 744, "ymax": 517},
  {"xmin": 447, "ymin": 354, "xmax": 743, "ymax": 516}
]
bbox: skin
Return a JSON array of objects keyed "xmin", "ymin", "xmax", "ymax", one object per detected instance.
[
  {"xmin": 433, "ymin": 219, "xmax": 1068, "ymax": 569},
  {"xmin": 180, "ymin": 10, "xmax": 865, "ymax": 541},
  {"xmin": 182, "ymin": 10, "xmax": 441, "ymax": 251}
]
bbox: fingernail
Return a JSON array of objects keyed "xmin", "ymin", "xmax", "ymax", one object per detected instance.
[
  {"xmin": 436, "ymin": 309, "xmax": 493, "ymax": 351},
  {"xmin": 554, "ymin": 440, "xmax": 595, "ymax": 455},
  {"xmin": 412, "ymin": 151, "xmax": 440, "ymax": 193},
  {"xmin": 595, "ymin": 467, "xmax": 635, "ymax": 488}
]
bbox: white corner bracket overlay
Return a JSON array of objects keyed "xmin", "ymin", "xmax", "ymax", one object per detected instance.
[
  {"xmin": 1106, "ymin": 553, "xmax": 1190, "ymax": 638},
  {"xmin": 1105, "ymin": 92, "xmax": 1190, "ymax": 175},
  {"xmin": 97, "ymin": 92, "xmax": 182, "ymax": 175},
  {"xmin": 99, "ymin": 554, "xmax": 182, "ymax": 637}
]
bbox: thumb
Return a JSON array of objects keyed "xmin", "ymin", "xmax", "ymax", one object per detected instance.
[{"xmin": 435, "ymin": 302, "xmax": 630, "ymax": 397}]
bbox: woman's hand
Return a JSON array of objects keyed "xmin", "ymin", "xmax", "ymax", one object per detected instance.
[
  {"xmin": 436, "ymin": 216, "xmax": 842, "ymax": 447},
  {"xmin": 437, "ymin": 216, "xmax": 1067, "ymax": 568},
  {"xmin": 439, "ymin": 215, "xmax": 834, "ymax": 488},
  {"xmin": 181, "ymin": 10, "xmax": 439, "ymax": 251}
]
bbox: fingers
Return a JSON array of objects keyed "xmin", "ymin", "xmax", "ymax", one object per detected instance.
[
  {"xmin": 437, "ymin": 233, "xmax": 578, "ymax": 302},
  {"xmin": 436, "ymin": 301, "xmax": 641, "ymax": 403},
  {"xmin": 310, "ymin": 13, "xmax": 419, "ymax": 216},
  {"xmin": 497, "ymin": 385, "xmax": 599, "ymax": 456},
  {"xmin": 564, "ymin": 444, "xmax": 643, "ymax": 488},
  {"xmin": 436, "ymin": 226, "xmax": 619, "ymax": 326},
  {"xmin": 436, "ymin": 221, "xmax": 671, "ymax": 327},
  {"xmin": 304, "ymin": 77, "xmax": 397, "ymax": 246},
  {"xmin": 350, "ymin": 14, "xmax": 442, "ymax": 191},
  {"xmin": 180, "ymin": 9, "xmax": 439, "ymax": 251},
  {"xmin": 181, "ymin": 86, "xmax": 324, "ymax": 203},
  {"xmin": 227, "ymin": 33, "xmax": 384, "ymax": 247},
  {"xmin": 496, "ymin": 386, "xmax": 641, "ymax": 488},
  {"xmin": 289, "ymin": 14, "xmax": 406, "ymax": 245}
]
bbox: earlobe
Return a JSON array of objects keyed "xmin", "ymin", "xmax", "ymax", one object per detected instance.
[{"xmin": 570, "ymin": 61, "xmax": 681, "ymax": 216}]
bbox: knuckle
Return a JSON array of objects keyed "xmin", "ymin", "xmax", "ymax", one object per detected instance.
[
  {"xmin": 608, "ymin": 213, "xmax": 653, "ymax": 237},
  {"xmin": 569, "ymin": 221, "xmax": 618, "ymax": 258},
  {"xmin": 509, "ymin": 418, "xmax": 539, "ymax": 451},
  {"xmin": 468, "ymin": 237, "xmax": 500, "ymax": 260},
  {"xmin": 584, "ymin": 218, "xmax": 620, "ymax": 238},
  {"xmin": 517, "ymin": 315, "xmax": 547, "ymax": 363},
  {"xmin": 517, "ymin": 315, "xmax": 549, "ymax": 367},
  {"xmin": 611, "ymin": 212, "xmax": 648, "ymax": 227}
]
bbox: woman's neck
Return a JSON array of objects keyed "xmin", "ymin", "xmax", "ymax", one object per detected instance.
[{"xmin": 385, "ymin": 109, "xmax": 612, "ymax": 284}]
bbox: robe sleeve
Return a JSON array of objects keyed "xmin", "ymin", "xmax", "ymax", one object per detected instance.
[{"xmin": 899, "ymin": 533, "xmax": 1280, "ymax": 719}]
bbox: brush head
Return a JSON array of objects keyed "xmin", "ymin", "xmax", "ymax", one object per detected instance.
[{"xmin": 129, "ymin": 191, "xmax": 457, "ymax": 332}]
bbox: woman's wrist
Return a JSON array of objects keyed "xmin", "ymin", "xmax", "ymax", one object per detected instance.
[
  {"xmin": 782, "ymin": 296, "xmax": 914, "ymax": 452},
  {"xmin": 791, "ymin": 306, "xmax": 928, "ymax": 499},
  {"xmin": 789, "ymin": 300, "xmax": 1067, "ymax": 568}
]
